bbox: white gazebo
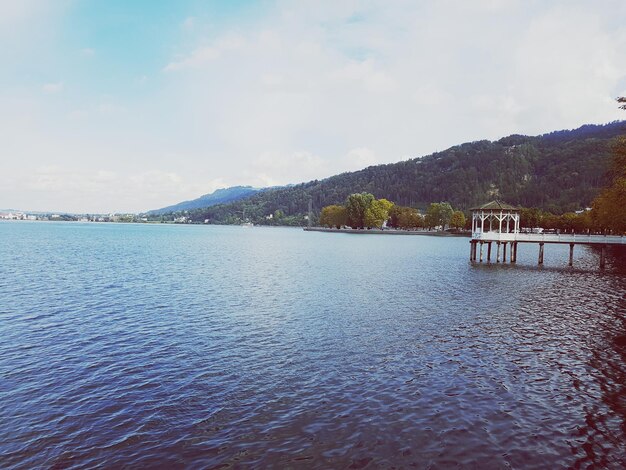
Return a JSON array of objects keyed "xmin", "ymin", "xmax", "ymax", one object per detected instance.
[
  {"xmin": 470, "ymin": 200, "xmax": 520, "ymax": 236},
  {"xmin": 469, "ymin": 200, "xmax": 521, "ymax": 263}
]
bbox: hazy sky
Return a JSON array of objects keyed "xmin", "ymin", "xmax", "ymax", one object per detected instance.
[{"xmin": 2, "ymin": 0, "xmax": 625, "ymax": 213}]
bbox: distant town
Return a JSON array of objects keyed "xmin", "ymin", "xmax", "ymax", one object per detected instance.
[{"xmin": 0, "ymin": 211, "xmax": 156, "ymax": 223}]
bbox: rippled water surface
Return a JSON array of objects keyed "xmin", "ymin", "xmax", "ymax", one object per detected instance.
[{"xmin": 1, "ymin": 222, "xmax": 626, "ymax": 469}]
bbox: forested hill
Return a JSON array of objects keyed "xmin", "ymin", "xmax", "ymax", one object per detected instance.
[
  {"xmin": 148, "ymin": 186, "xmax": 260, "ymax": 215},
  {"xmin": 182, "ymin": 121, "xmax": 625, "ymax": 225}
]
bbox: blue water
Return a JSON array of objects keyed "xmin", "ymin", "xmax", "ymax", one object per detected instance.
[{"xmin": 1, "ymin": 222, "xmax": 625, "ymax": 469}]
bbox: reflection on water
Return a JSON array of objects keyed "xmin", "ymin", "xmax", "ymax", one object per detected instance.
[{"xmin": 0, "ymin": 222, "xmax": 625, "ymax": 468}]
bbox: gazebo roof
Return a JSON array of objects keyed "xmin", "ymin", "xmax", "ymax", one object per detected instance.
[{"xmin": 470, "ymin": 200, "xmax": 519, "ymax": 212}]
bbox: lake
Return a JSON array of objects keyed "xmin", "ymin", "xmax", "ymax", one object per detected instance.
[{"xmin": 1, "ymin": 222, "xmax": 625, "ymax": 468}]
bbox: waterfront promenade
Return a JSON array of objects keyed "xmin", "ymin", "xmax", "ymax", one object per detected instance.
[{"xmin": 303, "ymin": 227, "xmax": 467, "ymax": 236}]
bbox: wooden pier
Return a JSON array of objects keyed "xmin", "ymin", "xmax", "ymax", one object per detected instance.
[
  {"xmin": 470, "ymin": 233, "xmax": 625, "ymax": 268},
  {"xmin": 469, "ymin": 201, "xmax": 625, "ymax": 268}
]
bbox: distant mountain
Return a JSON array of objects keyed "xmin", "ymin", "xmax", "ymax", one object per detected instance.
[
  {"xmin": 182, "ymin": 121, "xmax": 625, "ymax": 225},
  {"xmin": 148, "ymin": 186, "xmax": 261, "ymax": 215}
]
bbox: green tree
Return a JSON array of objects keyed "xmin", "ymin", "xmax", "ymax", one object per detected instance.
[
  {"xmin": 319, "ymin": 205, "xmax": 347, "ymax": 228},
  {"xmin": 426, "ymin": 202, "xmax": 454, "ymax": 230},
  {"xmin": 388, "ymin": 205, "xmax": 420, "ymax": 229},
  {"xmin": 364, "ymin": 198, "xmax": 393, "ymax": 228},
  {"xmin": 388, "ymin": 204, "xmax": 403, "ymax": 227},
  {"xmin": 560, "ymin": 212, "xmax": 578, "ymax": 233},
  {"xmin": 450, "ymin": 210, "xmax": 466, "ymax": 230},
  {"xmin": 572, "ymin": 211, "xmax": 592, "ymax": 233},
  {"xmin": 591, "ymin": 130, "xmax": 626, "ymax": 233},
  {"xmin": 397, "ymin": 208, "xmax": 423, "ymax": 229},
  {"xmin": 425, "ymin": 204, "xmax": 438, "ymax": 229},
  {"xmin": 439, "ymin": 203, "xmax": 453, "ymax": 229},
  {"xmin": 345, "ymin": 192, "xmax": 375, "ymax": 228},
  {"xmin": 590, "ymin": 99, "xmax": 626, "ymax": 233},
  {"xmin": 592, "ymin": 176, "xmax": 626, "ymax": 233},
  {"xmin": 520, "ymin": 207, "xmax": 542, "ymax": 228},
  {"xmin": 542, "ymin": 212, "xmax": 560, "ymax": 230}
]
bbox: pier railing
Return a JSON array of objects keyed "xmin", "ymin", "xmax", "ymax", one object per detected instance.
[{"xmin": 472, "ymin": 232, "xmax": 625, "ymax": 245}]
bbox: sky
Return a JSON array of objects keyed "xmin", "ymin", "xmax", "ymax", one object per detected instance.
[{"xmin": 1, "ymin": 0, "xmax": 625, "ymax": 213}]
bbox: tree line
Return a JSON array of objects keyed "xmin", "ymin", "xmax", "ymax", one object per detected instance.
[
  {"xmin": 320, "ymin": 176, "xmax": 625, "ymax": 234},
  {"xmin": 519, "ymin": 208, "xmax": 595, "ymax": 233},
  {"xmin": 319, "ymin": 195, "xmax": 466, "ymax": 230}
]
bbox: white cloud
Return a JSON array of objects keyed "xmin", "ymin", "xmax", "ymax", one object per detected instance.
[
  {"xmin": 0, "ymin": 1, "xmax": 53, "ymax": 28},
  {"xmin": 97, "ymin": 101, "xmax": 126, "ymax": 114},
  {"xmin": 3, "ymin": 1, "xmax": 626, "ymax": 213},
  {"xmin": 250, "ymin": 151, "xmax": 327, "ymax": 187},
  {"xmin": 0, "ymin": 1, "xmax": 67, "ymax": 44},
  {"xmin": 68, "ymin": 109, "xmax": 88, "ymax": 120},
  {"xmin": 3, "ymin": 166, "xmax": 211, "ymax": 213},
  {"xmin": 42, "ymin": 82, "xmax": 63, "ymax": 93},
  {"xmin": 342, "ymin": 147, "xmax": 378, "ymax": 171},
  {"xmin": 260, "ymin": 73, "xmax": 284, "ymax": 87},
  {"xmin": 26, "ymin": 167, "xmax": 116, "ymax": 192},
  {"xmin": 165, "ymin": 46, "xmax": 220, "ymax": 70},
  {"xmin": 330, "ymin": 59, "xmax": 397, "ymax": 93},
  {"xmin": 246, "ymin": 147, "xmax": 382, "ymax": 188},
  {"xmin": 154, "ymin": 0, "xmax": 625, "ymax": 197},
  {"xmin": 163, "ymin": 34, "xmax": 246, "ymax": 71},
  {"xmin": 508, "ymin": 4, "xmax": 625, "ymax": 131},
  {"xmin": 80, "ymin": 47, "xmax": 95, "ymax": 56},
  {"xmin": 182, "ymin": 16, "xmax": 195, "ymax": 31}
]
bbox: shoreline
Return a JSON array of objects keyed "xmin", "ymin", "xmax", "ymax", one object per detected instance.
[{"xmin": 303, "ymin": 227, "xmax": 470, "ymax": 237}]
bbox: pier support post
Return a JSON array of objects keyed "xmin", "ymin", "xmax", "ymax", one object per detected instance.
[
  {"xmin": 487, "ymin": 242, "xmax": 492, "ymax": 262},
  {"xmin": 569, "ymin": 243, "xmax": 574, "ymax": 266},
  {"xmin": 511, "ymin": 242, "xmax": 517, "ymax": 263},
  {"xmin": 600, "ymin": 245, "xmax": 606, "ymax": 269},
  {"xmin": 479, "ymin": 242, "xmax": 484, "ymax": 262},
  {"xmin": 503, "ymin": 242, "xmax": 507, "ymax": 262},
  {"xmin": 470, "ymin": 241, "xmax": 477, "ymax": 261},
  {"xmin": 538, "ymin": 242, "xmax": 544, "ymax": 265},
  {"xmin": 496, "ymin": 242, "xmax": 501, "ymax": 263}
]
